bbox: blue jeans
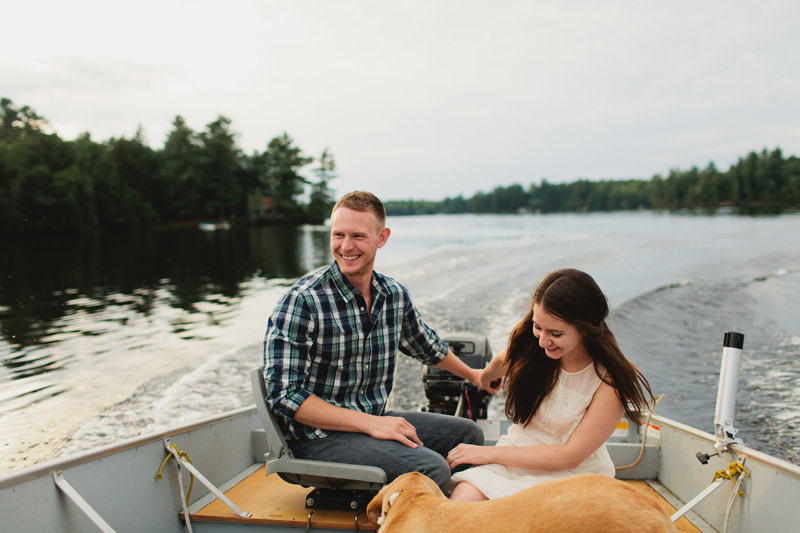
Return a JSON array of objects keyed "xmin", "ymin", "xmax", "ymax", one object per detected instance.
[{"xmin": 289, "ymin": 411, "xmax": 484, "ymax": 493}]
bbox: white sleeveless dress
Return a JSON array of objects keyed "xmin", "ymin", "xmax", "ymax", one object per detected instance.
[{"xmin": 450, "ymin": 363, "xmax": 615, "ymax": 499}]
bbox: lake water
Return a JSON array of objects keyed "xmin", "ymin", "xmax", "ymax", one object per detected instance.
[{"xmin": 1, "ymin": 211, "xmax": 799, "ymax": 473}]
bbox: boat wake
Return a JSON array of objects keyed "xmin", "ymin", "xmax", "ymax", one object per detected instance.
[{"xmin": 612, "ymin": 269, "xmax": 800, "ymax": 465}]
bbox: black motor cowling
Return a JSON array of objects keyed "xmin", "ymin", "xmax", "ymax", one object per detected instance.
[{"xmin": 422, "ymin": 332, "xmax": 493, "ymax": 419}]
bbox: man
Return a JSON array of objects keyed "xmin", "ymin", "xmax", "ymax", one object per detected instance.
[{"xmin": 264, "ymin": 191, "xmax": 485, "ymax": 492}]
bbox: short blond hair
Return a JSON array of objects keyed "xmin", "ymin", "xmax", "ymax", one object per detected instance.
[{"xmin": 332, "ymin": 191, "xmax": 386, "ymax": 225}]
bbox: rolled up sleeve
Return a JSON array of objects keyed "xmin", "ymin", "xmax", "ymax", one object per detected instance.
[
  {"xmin": 264, "ymin": 289, "xmax": 315, "ymax": 423},
  {"xmin": 398, "ymin": 295, "xmax": 448, "ymax": 365}
]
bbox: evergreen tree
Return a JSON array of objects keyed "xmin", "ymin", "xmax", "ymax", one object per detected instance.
[
  {"xmin": 196, "ymin": 116, "xmax": 242, "ymax": 219},
  {"xmin": 4, "ymin": 131, "xmax": 80, "ymax": 231},
  {"xmin": 160, "ymin": 116, "xmax": 202, "ymax": 220},
  {"xmin": 306, "ymin": 148, "xmax": 337, "ymax": 223},
  {"xmin": 69, "ymin": 132, "xmax": 105, "ymax": 227},
  {"xmin": 95, "ymin": 131, "xmax": 159, "ymax": 229},
  {"xmin": 258, "ymin": 132, "xmax": 312, "ymax": 218},
  {"xmin": 1, "ymin": 98, "xmax": 47, "ymax": 142},
  {"xmin": 782, "ymin": 155, "xmax": 800, "ymax": 203}
]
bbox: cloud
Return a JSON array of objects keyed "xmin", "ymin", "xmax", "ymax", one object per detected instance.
[{"xmin": 3, "ymin": 0, "xmax": 800, "ymax": 200}]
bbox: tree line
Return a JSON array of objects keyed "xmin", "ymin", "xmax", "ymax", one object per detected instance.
[
  {"xmin": 385, "ymin": 148, "xmax": 800, "ymax": 216},
  {"xmin": 0, "ymin": 97, "xmax": 336, "ymax": 233},
  {"xmin": 3, "ymin": 97, "xmax": 799, "ymax": 234}
]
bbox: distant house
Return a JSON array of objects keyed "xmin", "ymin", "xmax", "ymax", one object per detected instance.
[{"xmin": 248, "ymin": 194, "xmax": 282, "ymax": 221}]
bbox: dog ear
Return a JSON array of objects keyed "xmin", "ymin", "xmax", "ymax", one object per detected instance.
[{"xmin": 366, "ymin": 486, "xmax": 387, "ymax": 526}]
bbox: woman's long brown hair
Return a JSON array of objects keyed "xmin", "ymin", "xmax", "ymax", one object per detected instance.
[{"xmin": 504, "ymin": 269, "xmax": 654, "ymax": 426}]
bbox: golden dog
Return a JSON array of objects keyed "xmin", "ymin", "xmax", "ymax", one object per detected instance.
[{"xmin": 366, "ymin": 472, "xmax": 677, "ymax": 532}]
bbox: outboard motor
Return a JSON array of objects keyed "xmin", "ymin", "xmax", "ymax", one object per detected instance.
[{"xmin": 423, "ymin": 332, "xmax": 493, "ymax": 419}]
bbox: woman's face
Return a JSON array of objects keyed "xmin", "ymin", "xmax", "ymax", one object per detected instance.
[{"xmin": 531, "ymin": 303, "xmax": 587, "ymax": 366}]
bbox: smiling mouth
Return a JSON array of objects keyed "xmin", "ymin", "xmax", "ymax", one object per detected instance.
[{"xmin": 341, "ymin": 254, "xmax": 360, "ymax": 261}]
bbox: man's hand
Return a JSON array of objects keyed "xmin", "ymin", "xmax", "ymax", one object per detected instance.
[
  {"xmin": 435, "ymin": 351, "xmax": 500, "ymax": 395},
  {"xmin": 366, "ymin": 415, "xmax": 424, "ymax": 448},
  {"xmin": 294, "ymin": 396, "xmax": 424, "ymax": 448}
]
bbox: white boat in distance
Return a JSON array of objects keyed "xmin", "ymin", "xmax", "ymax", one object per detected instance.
[
  {"xmin": 198, "ymin": 221, "xmax": 232, "ymax": 231},
  {"xmin": 1, "ymin": 332, "xmax": 799, "ymax": 532}
]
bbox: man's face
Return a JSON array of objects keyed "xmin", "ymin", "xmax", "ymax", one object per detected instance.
[{"xmin": 330, "ymin": 207, "xmax": 390, "ymax": 281}]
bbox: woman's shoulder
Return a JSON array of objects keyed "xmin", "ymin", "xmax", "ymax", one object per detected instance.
[{"xmin": 558, "ymin": 362, "xmax": 606, "ymax": 393}]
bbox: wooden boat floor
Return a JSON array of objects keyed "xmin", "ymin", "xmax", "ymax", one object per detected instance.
[
  {"xmin": 190, "ymin": 467, "xmax": 701, "ymax": 532},
  {"xmin": 624, "ymin": 480, "xmax": 701, "ymax": 533},
  {"xmin": 190, "ymin": 467, "xmax": 376, "ymax": 530}
]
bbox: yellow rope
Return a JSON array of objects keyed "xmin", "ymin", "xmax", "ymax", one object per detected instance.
[
  {"xmin": 156, "ymin": 443, "xmax": 195, "ymax": 504},
  {"xmin": 712, "ymin": 461, "xmax": 751, "ymax": 496}
]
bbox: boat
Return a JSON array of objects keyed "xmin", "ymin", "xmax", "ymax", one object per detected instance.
[
  {"xmin": 1, "ymin": 332, "xmax": 799, "ymax": 532},
  {"xmin": 198, "ymin": 221, "xmax": 232, "ymax": 231}
]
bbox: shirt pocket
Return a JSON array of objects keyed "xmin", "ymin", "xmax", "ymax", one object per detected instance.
[{"xmin": 313, "ymin": 315, "xmax": 363, "ymax": 384}]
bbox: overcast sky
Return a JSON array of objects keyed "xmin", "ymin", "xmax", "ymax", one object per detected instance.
[{"xmin": 4, "ymin": 1, "xmax": 799, "ymax": 201}]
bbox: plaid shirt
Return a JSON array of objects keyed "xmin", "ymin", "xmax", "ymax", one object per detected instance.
[{"xmin": 264, "ymin": 261, "xmax": 448, "ymax": 440}]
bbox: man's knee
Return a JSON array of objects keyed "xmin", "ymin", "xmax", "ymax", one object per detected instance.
[
  {"xmin": 446, "ymin": 416, "xmax": 483, "ymax": 446},
  {"xmin": 401, "ymin": 410, "xmax": 484, "ymax": 446},
  {"xmin": 409, "ymin": 452, "xmax": 451, "ymax": 494},
  {"xmin": 461, "ymin": 419, "xmax": 484, "ymax": 445}
]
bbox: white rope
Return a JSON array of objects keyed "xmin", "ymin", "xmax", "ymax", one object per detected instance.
[
  {"xmin": 722, "ymin": 469, "xmax": 746, "ymax": 533},
  {"xmin": 616, "ymin": 394, "xmax": 664, "ymax": 471},
  {"xmin": 174, "ymin": 458, "xmax": 194, "ymax": 533}
]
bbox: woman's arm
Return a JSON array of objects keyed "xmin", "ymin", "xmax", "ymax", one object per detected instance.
[
  {"xmin": 477, "ymin": 348, "xmax": 507, "ymax": 393},
  {"xmin": 447, "ymin": 381, "xmax": 624, "ymax": 470}
]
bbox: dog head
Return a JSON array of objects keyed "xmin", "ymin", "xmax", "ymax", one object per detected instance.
[{"xmin": 366, "ymin": 472, "xmax": 444, "ymax": 528}]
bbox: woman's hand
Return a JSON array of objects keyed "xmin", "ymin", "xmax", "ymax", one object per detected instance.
[
  {"xmin": 447, "ymin": 443, "xmax": 492, "ymax": 469},
  {"xmin": 477, "ymin": 348, "xmax": 506, "ymax": 395},
  {"xmin": 479, "ymin": 370, "xmax": 503, "ymax": 394}
]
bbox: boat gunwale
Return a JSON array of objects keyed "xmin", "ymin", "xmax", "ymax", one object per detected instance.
[
  {"xmin": 650, "ymin": 413, "xmax": 800, "ymax": 480},
  {"xmin": 0, "ymin": 405, "xmax": 257, "ymax": 489},
  {"xmin": 3, "ymin": 406, "xmax": 799, "ymax": 490}
]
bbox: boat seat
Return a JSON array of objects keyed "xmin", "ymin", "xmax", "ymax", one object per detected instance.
[{"xmin": 250, "ymin": 367, "xmax": 387, "ymax": 492}]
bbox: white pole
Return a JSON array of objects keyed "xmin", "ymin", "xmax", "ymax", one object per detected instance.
[
  {"xmin": 675, "ymin": 332, "xmax": 748, "ymax": 522},
  {"xmin": 713, "ymin": 331, "xmax": 744, "ymax": 449},
  {"xmin": 671, "ymin": 478, "xmax": 727, "ymax": 522}
]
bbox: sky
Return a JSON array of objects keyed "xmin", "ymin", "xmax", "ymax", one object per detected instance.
[{"xmin": 3, "ymin": 0, "xmax": 800, "ymax": 201}]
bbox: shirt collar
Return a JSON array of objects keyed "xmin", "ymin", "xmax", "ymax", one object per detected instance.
[
  {"xmin": 329, "ymin": 260, "xmax": 358, "ymax": 302},
  {"xmin": 328, "ymin": 260, "xmax": 386, "ymax": 302}
]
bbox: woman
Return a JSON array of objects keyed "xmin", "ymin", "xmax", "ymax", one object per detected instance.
[{"xmin": 448, "ymin": 268, "xmax": 654, "ymax": 501}]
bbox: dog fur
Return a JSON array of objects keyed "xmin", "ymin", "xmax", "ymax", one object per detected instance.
[{"xmin": 366, "ymin": 471, "xmax": 677, "ymax": 533}]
